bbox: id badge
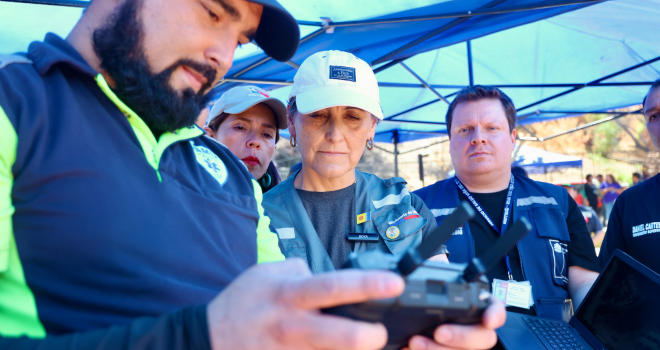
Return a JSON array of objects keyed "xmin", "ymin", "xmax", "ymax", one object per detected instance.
[{"xmin": 492, "ymin": 279, "xmax": 534, "ymax": 309}]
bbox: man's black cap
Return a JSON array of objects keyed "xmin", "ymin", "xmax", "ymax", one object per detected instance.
[{"xmin": 249, "ymin": 0, "xmax": 299, "ymax": 62}]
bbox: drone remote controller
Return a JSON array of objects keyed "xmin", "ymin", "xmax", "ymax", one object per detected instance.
[{"xmin": 323, "ymin": 201, "xmax": 532, "ymax": 350}]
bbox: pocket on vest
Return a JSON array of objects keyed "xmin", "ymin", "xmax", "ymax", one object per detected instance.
[
  {"xmin": 281, "ymin": 241, "xmax": 307, "ymax": 261},
  {"xmin": 530, "ymin": 208, "xmax": 570, "ymax": 288},
  {"xmin": 372, "ymin": 203, "xmax": 427, "ymax": 256}
]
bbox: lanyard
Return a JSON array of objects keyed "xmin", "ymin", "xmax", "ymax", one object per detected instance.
[{"xmin": 454, "ymin": 175, "xmax": 516, "ymax": 279}]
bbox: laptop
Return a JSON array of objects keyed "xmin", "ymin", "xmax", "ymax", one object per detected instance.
[{"xmin": 497, "ymin": 249, "xmax": 660, "ymax": 350}]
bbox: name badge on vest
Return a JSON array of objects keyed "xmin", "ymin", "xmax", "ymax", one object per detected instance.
[
  {"xmin": 492, "ymin": 279, "xmax": 534, "ymax": 309},
  {"xmin": 347, "ymin": 232, "xmax": 379, "ymax": 242}
]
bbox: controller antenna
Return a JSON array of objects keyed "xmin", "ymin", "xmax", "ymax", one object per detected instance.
[
  {"xmin": 397, "ymin": 201, "xmax": 475, "ymax": 277},
  {"xmin": 462, "ymin": 217, "xmax": 532, "ymax": 283}
]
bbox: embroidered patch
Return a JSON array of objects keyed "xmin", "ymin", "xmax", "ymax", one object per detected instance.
[
  {"xmin": 388, "ymin": 210, "xmax": 420, "ymax": 226},
  {"xmin": 329, "ymin": 65, "xmax": 356, "ymax": 82},
  {"xmin": 632, "ymin": 222, "xmax": 660, "ymax": 237},
  {"xmin": 385, "ymin": 226, "xmax": 400, "ymax": 239},
  {"xmin": 191, "ymin": 141, "xmax": 228, "ymax": 186},
  {"xmin": 548, "ymin": 239, "xmax": 568, "ymax": 283}
]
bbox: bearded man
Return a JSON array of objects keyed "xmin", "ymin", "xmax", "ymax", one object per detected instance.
[{"xmin": 0, "ymin": 1, "xmax": 506, "ymax": 349}]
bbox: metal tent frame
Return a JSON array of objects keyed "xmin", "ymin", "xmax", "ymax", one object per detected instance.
[{"xmin": 8, "ymin": 0, "xmax": 656, "ymax": 176}]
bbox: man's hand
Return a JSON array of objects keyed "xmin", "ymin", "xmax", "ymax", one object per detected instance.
[
  {"xmin": 406, "ymin": 298, "xmax": 506, "ymax": 350},
  {"xmin": 207, "ymin": 258, "xmax": 405, "ymax": 350}
]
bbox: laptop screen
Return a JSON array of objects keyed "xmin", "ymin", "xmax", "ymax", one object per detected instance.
[{"xmin": 575, "ymin": 254, "xmax": 660, "ymax": 350}]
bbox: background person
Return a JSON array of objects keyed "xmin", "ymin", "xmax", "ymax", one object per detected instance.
[
  {"xmin": 600, "ymin": 174, "xmax": 623, "ymax": 225},
  {"xmin": 584, "ymin": 174, "xmax": 600, "ymax": 216},
  {"xmin": 599, "ymin": 78, "xmax": 660, "ymax": 274},
  {"xmin": 632, "ymin": 172, "xmax": 642, "ymax": 185},
  {"xmin": 562, "ymin": 185, "xmax": 605, "ymax": 248},
  {"xmin": 204, "ymin": 85, "xmax": 286, "ymax": 192},
  {"xmin": 263, "ymin": 50, "xmax": 449, "ymax": 273},
  {"xmin": 195, "ymin": 102, "xmax": 212, "ymax": 128},
  {"xmin": 415, "ymin": 86, "xmax": 600, "ymax": 322}
]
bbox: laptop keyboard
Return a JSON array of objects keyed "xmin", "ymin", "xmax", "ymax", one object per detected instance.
[{"xmin": 522, "ymin": 317, "xmax": 587, "ymax": 350}]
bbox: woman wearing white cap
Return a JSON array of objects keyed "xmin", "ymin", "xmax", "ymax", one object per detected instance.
[
  {"xmin": 204, "ymin": 85, "xmax": 288, "ymax": 193},
  {"xmin": 263, "ymin": 51, "xmax": 449, "ymax": 273}
]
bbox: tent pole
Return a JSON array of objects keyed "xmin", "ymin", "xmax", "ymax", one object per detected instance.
[
  {"xmin": 373, "ymin": 58, "xmax": 407, "ymax": 73},
  {"xmin": 400, "ymin": 62, "xmax": 450, "ymax": 104},
  {"xmin": 517, "ymin": 109, "xmax": 642, "ymax": 142},
  {"xmin": 215, "ymin": 80, "xmax": 656, "ymax": 90},
  {"xmin": 299, "ymin": 0, "xmax": 603, "ymax": 28},
  {"xmin": 467, "ymin": 41, "xmax": 474, "ymax": 86},
  {"xmin": 394, "ymin": 131, "xmax": 400, "ymax": 177},
  {"xmin": 400, "ymin": 138, "xmax": 450, "ymax": 155},
  {"xmin": 517, "ymin": 55, "xmax": 660, "ymax": 112},
  {"xmin": 384, "ymin": 90, "xmax": 461, "ymax": 120},
  {"xmin": 371, "ymin": 0, "xmax": 507, "ymax": 66},
  {"xmin": 219, "ymin": 27, "xmax": 326, "ymax": 83},
  {"xmin": 381, "ymin": 119, "xmax": 446, "ymax": 126},
  {"xmin": 12, "ymin": 0, "xmax": 603, "ymax": 20}
]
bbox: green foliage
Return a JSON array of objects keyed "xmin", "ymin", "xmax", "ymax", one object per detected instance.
[
  {"xmin": 584, "ymin": 114, "xmax": 621, "ymax": 156},
  {"xmin": 587, "ymin": 153, "xmax": 638, "ymax": 185}
]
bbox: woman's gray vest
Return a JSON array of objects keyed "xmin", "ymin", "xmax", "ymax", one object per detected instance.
[{"xmin": 263, "ymin": 170, "xmax": 428, "ymax": 274}]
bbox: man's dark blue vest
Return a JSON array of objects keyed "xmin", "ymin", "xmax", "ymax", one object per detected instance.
[{"xmin": 415, "ymin": 174, "xmax": 573, "ymax": 321}]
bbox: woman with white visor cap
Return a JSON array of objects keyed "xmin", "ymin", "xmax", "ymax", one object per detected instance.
[
  {"xmin": 263, "ymin": 51, "xmax": 449, "ymax": 274},
  {"xmin": 205, "ymin": 85, "xmax": 287, "ymax": 193}
]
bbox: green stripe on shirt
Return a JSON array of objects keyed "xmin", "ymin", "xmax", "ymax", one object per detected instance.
[
  {"xmin": 0, "ymin": 105, "xmax": 46, "ymax": 337},
  {"xmin": 252, "ymin": 179, "xmax": 285, "ymax": 263}
]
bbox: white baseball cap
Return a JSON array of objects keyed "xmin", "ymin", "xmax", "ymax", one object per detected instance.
[
  {"xmin": 289, "ymin": 51, "xmax": 383, "ymax": 119},
  {"xmin": 207, "ymin": 85, "xmax": 287, "ymax": 130}
]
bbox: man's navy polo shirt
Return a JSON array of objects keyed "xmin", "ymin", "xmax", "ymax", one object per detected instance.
[
  {"xmin": 0, "ymin": 33, "xmax": 283, "ymax": 338},
  {"xmin": 599, "ymin": 173, "xmax": 660, "ymax": 274}
]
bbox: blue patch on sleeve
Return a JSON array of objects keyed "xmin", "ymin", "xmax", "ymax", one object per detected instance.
[{"xmin": 329, "ymin": 65, "xmax": 356, "ymax": 82}]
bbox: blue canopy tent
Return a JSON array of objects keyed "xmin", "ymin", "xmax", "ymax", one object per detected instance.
[
  {"xmin": 2, "ymin": 0, "xmax": 659, "ymax": 176},
  {"xmin": 512, "ymin": 146, "xmax": 583, "ymax": 174},
  {"xmin": 217, "ymin": 0, "xmax": 660, "ymax": 175}
]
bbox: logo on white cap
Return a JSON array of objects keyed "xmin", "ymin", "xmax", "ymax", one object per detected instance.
[
  {"xmin": 248, "ymin": 87, "xmax": 270, "ymax": 98},
  {"xmin": 289, "ymin": 51, "xmax": 383, "ymax": 119},
  {"xmin": 329, "ymin": 65, "xmax": 356, "ymax": 82}
]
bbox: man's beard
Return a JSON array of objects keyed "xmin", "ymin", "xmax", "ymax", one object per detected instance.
[{"xmin": 92, "ymin": 0, "xmax": 216, "ymax": 137}]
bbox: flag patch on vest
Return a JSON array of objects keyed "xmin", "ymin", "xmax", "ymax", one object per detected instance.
[
  {"xmin": 191, "ymin": 142, "xmax": 228, "ymax": 186},
  {"xmin": 357, "ymin": 212, "xmax": 371, "ymax": 224},
  {"xmin": 373, "ymin": 188, "xmax": 409, "ymax": 209}
]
